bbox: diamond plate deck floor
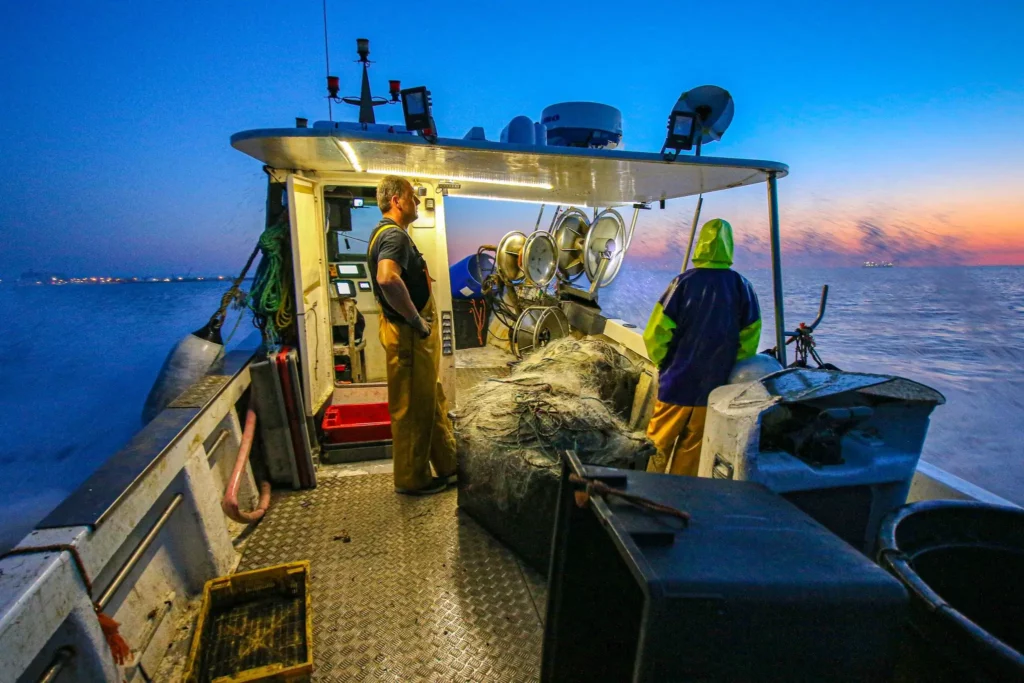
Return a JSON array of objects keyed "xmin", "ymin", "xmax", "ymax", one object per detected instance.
[{"xmin": 238, "ymin": 472, "xmax": 546, "ymax": 682}]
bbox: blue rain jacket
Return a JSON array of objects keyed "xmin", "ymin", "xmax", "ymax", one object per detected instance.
[{"xmin": 643, "ymin": 219, "xmax": 761, "ymax": 406}]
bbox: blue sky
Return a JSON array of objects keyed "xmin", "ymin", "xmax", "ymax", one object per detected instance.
[{"xmin": 1, "ymin": 0, "xmax": 1022, "ymax": 276}]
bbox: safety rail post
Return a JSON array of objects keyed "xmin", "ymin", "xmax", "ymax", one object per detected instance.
[{"xmin": 767, "ymin": 172, "xmax": 787, "ymax": 366}]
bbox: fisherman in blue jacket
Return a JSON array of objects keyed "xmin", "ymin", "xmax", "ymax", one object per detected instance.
[{"xmin": 643, "ymin": 218, "xmax": 761, "ymax": 475}]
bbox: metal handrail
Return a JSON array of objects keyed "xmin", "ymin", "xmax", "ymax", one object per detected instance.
[
  {"xmin": 38, "ymin": 647, "xmax": 74, "ymax": 683},
  {"xmin": 786, "ymin": 285, "xmax": 829, "ymax": 336},
  {"xmin": 206, "ymin": 429, "xmax": 231, "ymax": 461},
  {"xmin": 96, "ymin": 494, "xmax": 184, "ymax": 610}
]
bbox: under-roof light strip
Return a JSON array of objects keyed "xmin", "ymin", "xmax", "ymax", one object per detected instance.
[
  {"xmin": 335, "ymin": 140, "xmax": 363, "ymax": 172},
  {"xmin": 454, "ymin": 193, "xmax": 587, "ymax": 208},
  {"xmin": 364, "ymin": 168, "xmax": 552, "ymax": 190}
]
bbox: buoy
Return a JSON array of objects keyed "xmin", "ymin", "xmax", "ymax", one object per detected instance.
[
  {"xmin": 142, "ymin": 243, "xmax": 263, "ymax": 424},
  {"xmin": 142, "ymin": 321, "xmax": 225, "ymax": 423},
  {"xmin": 727, "ymin": 353, "xmax": 783, "ymax": 385}
]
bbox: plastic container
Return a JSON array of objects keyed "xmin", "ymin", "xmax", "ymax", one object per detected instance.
[
  {"xmin": 322, "ymin": 402, "xmax": 392, "ymax": 444},
  {"xmin": 543, "ymin": 452, "xmax": 908, "ymax": 683},
  {"xmin": 878, "ymin": 501, "xmax": 1024, "ymax": 682},
  {"xmin": 449, "ymin": 253, "xmax": 494, "ymax": 299},
  {"xmin": 184, "ymin": 561, "xmax": 312, "ymax": 683}
]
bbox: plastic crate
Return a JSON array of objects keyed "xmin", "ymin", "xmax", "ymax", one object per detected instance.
[
  {"xmin": 184, "ymin": 561, "xmax": 312, "ymax": 683},
  {"xmin": 322, "ymin": 402, "xmax": 392, "ymax": 444}
]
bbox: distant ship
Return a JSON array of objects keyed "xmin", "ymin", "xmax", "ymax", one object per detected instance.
[{"xmin": 863, "ymin": 261, "xmax": 895, "ymax": 268}]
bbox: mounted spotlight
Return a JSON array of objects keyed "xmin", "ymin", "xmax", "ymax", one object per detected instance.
[
  {"xmin": 662, "ymin": 111, "xmax": 697, "ymax": 158},
  {"xmin": 400, "ymin": 85, "xmax": 438, "ymax": 141},
  {"xmin": 662, "ymin": 85, "xmax": 735, "ymax": 160}
]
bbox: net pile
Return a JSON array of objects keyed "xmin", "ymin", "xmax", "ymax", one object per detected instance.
[{"xmin": 455, "ymin": 338, "xmax": 654, "ymax": 573}]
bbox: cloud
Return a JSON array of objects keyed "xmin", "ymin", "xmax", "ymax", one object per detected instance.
[
  {"xmin": 855, "ymin": 218, "xmax": 967, "ymax": 265},
  {"xmin": 628, "ymin": 196, "xmax": 1006, "ymax": 268}
]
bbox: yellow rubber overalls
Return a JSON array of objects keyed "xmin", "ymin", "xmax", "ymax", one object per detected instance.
[{"xmin": 370, "ymin": 226, "xmax": 457, "ymax": 491}]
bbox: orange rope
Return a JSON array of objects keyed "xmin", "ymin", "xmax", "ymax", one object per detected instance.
[
  {"xmin": 470, "ymin": 299, "xmax": 487, "ymax": 346},
  {"xmin": 2, "ymin": 544, "xmax": 132, "ymax": 665}
]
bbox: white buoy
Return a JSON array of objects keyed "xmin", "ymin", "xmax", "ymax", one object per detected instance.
[
  {"xmin": 142, "ymin": 322, "xmax": 225, "ymax": 423},
  {"xmin": 727, "ymin": 353, "xmax": 783, "ymax": 385}
]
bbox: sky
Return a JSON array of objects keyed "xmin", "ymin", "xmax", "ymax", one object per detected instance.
[{"xmin": 1, "ymin": 0, "xmax": 1022, "ymax": 277}]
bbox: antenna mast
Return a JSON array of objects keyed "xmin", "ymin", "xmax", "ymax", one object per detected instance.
[{"xmin": 322, "ymin": 0, "xmax": 332, "ymax": 120}]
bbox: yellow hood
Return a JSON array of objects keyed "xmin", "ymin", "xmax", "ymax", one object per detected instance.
[{"xmin": 692, "ymin": 218, "xmax": 734, "ymax": 269}]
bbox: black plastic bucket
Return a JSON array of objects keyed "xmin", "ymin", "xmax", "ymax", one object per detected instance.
[{"xmin": 878, "ymin": 501, "xmax": 1024, "ymax": 682}]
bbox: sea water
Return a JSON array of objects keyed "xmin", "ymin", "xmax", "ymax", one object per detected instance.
[{"xmin": 1, "ymin": 265, "xmax": 1022, "ymax": 552}]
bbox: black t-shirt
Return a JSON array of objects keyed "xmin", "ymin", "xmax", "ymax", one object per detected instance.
[{"xmin": 368, "ymin": 218, "xmax": 431, "ymax": 323}]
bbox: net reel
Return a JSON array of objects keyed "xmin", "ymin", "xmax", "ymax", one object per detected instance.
[
  {"xmin": 551, "ymin": 208, "xmax": 591, "ymax": 282},
  {"xmin": 495, "ymin": 230, "xmax": 527, "ymax": 284},
  {"xmin": 583, "ymin": 209, "xmax": 626, "ymax": 288},
  {"xmin": 520, "ymin": 231, "xmax": 558, "ymax": 287},
  {"xmin": 510, "ymin": 305, "xmax": 570, "ymax": 359}
]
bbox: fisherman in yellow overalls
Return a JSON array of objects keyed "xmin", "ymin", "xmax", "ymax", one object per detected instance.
[
  {"xmin": 368, "ymin": 176, "xmax": 457, "ymax": 495},
  {"xmin": 643, "ymin": 219, "xmax": 762, "ymax": 475}
]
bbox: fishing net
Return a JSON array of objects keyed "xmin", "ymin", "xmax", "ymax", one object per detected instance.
[{"xmin": 455, "ymin": 338, "xmax": 655, "ymax": 573}]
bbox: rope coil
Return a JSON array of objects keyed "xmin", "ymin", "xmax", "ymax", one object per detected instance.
[{"xmin": 249, "ymin": 216, "xmax": 295, "ymax": 342}]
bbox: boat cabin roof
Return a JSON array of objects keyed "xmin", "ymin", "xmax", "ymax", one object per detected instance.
[{"xmin": 231, "ymin": 128, "xmax": 788, "ymax": 206}]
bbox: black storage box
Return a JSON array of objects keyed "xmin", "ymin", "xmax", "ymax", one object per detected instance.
[
  {"xmin": 543, "ymin": 452, "xmax": 908, "ymax": 683},
  {"xmin": 452, "ymin": 298, "xmax": 488, "ymax": 349}
]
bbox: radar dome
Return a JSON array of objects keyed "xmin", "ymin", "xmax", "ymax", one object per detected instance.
[{"xmin": 541, "ymin": 102, "xmax": 622, "ymax": 149}]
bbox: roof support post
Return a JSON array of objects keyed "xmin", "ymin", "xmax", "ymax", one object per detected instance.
[{"xmin": 767, "ymin": 171, "xmax": 787, "ymax": 366}]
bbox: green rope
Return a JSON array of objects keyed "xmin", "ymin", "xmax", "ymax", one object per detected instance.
[{"xmin": 249, "ymin": 217, "xmax": 294, "ymax": 343}]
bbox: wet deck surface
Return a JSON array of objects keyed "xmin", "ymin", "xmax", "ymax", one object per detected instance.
[
  {"xmin": 238, "ymin": 471, "xmax": 547, "ymax": 682},
  {"xmin": 455, "ymin": 365, "xmax": 510, "ymax": 400}
]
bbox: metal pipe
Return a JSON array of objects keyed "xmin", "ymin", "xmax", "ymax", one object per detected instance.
[
  {"xmin": 38, "ymin": 648, "xmax": 74, "ymax": 683},
  {"xmin": 206, "ymin": 429, "xmax": 230, "ymax": 462},
  {"xmin": 767, "ymin": 172, "xmax": 787, "ymax": 366},
  {"xmin": 807, "ymin": 285, "xmax": 829, "ymax": 331},
  {"xmin": 96, "ymin": 494, "xmax": 183, "ymax": 610},
  {"xmin": 547, "ymin": 206, "xmax": 562, "ymax": 232},
  {"xmin": 533, "ymin": 204, "xmax": 545, "ymax": 232},
  {"xmin": 681, "ymin": 195, "xmax": 703, "ymax": 272},
  {"xmin": 624, "ymin": 206, "xmax": 640, "ymax": 251}
]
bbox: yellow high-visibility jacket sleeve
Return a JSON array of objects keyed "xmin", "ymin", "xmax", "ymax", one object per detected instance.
[
  {"xmin": 736, "ymin": 318, "xmax": 762, "ymax": 361},
  {"xmin": 643, "ymin": 302, "xmax": 677, "ymax": 365}
]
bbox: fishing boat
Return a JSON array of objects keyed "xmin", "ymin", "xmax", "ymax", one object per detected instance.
[{"xmin": 2, "ymin": 41, "xmax": 1021, "ymax": 683}]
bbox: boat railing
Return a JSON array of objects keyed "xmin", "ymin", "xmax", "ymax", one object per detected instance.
[{"xmin": 0, "ymin": 342, "xmax": 261, "ymax": 682}]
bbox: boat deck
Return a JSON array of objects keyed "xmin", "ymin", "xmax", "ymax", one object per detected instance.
[{"xmin": 234, "ymin": 358, "xmax": 543, "ymax": 682}]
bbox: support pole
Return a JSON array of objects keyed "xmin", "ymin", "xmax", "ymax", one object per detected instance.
[
  {"xmin": 681, "ymin": 195, "xmax": 703, "ymax": 272},
  {"xmin": 767, "ymin": 172, "xmax": 787, "ymax": 366},
  {"xmin": 625, "ymin": 206, "xmax": 640, "ymax": 251}
]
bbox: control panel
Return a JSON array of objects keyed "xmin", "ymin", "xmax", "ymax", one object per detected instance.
[
  {"xmin": 328, "ymin": 261, "xmax": 369, "ymax": 299},
  {"xmin": 440, "ymin": 310, "xmax": 453, "ymax": 356}
]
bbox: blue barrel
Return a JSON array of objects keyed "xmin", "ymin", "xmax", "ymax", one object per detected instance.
[{"xmin": 450, "ymin": 253, "xmax": 494, "ymax": 299}]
